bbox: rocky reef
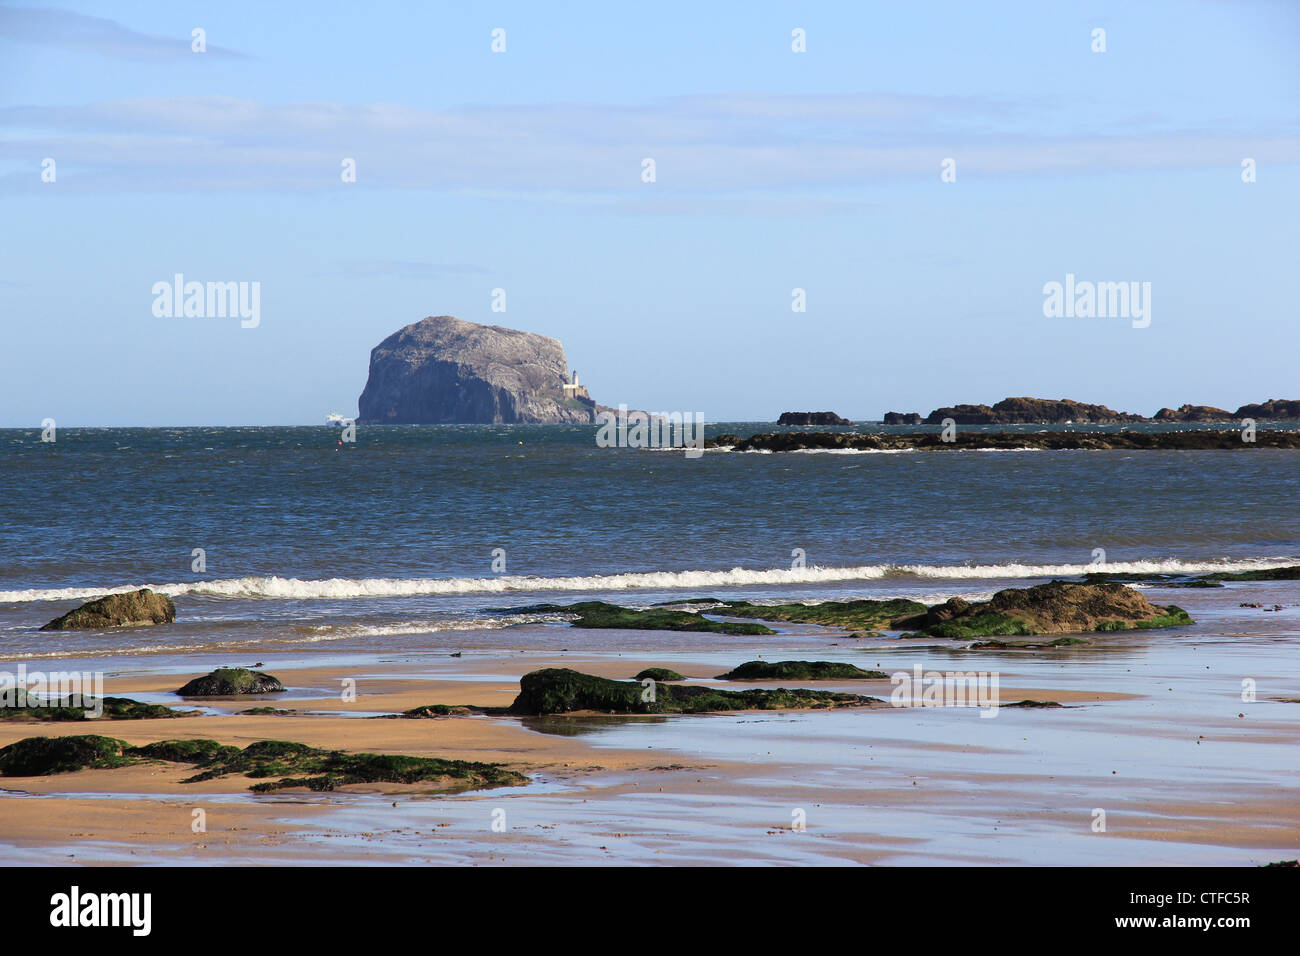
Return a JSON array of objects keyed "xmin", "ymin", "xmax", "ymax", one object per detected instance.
[
  {"xmin": 880, "ymin": 396, "xmax": 1300, "ymax": 425},
  {"xmin": 40, "ymin": 588, "xmax": 175, "ymax": 631},
  {"xmin": 892, "ymin": 581, "xmax": 1192, "ymax": 639},
  {"xmin": 508, "ymin": 668, "xmax": 877, "ymax": 715},
  {"xmin": 357, "ymin": 315, "xmax": 601, "ymax": 424},
  {"xmin": 695, "ymin": 598, "xmax": 926, "ymax": 632},
  {"xmin": 0, "ymin": 735, "xmax": 525, "ymax": 793},
  {"xmin": 715, "ymin": 661, "xmax": 888, "ymax": 680},
  {"xmin": 708, "ymin": 431, "xmax": 1300, "ymax": 452},
  {"xmin": 500, "ymin": 601, "xmax": 776, "ymax": 635},
  {"xmin": 0, "ymin": 694, "xmax": 191, "ymax": 722}
]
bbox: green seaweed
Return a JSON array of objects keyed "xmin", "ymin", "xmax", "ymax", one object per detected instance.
[
  {"xmin": 1094, "ymin": 608, "xmax": 1192, "ymax": 631},
  {"xmin": 0, "ymin": 734, "xmax": 526, "ymax": 794},
  {"xmin": 507, "ymin": 601, "xmax": 775, "ymax": 635},
  {"xmin": 0, "ymin": 735, "xmax": 137, "ymax": 775},
  {"xmin": 923, "ymin": 613, "xmax": 1033, "ymax": 640},
  {"xmin": 0, "ymin": 695, "xmax": 191, "ymax": 722},
  {"xmin": 715, "ymin": 598, "xmax": 928, "ymax": 630}
]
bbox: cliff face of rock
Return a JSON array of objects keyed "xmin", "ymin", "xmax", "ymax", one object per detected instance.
[{"xmin": 357, "ymin": 316, "xmax": 597, "ymax": 424}]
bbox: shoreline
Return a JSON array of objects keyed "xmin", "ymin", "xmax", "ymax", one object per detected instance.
[{"xmin": 2, "ymin": 580, "xmax": 1297, "ymax": 865}]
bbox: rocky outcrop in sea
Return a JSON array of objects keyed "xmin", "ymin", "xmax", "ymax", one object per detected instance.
[
  {"xmin": 777, "ymin": 411, "xmax": 853, "ymax": 425},
  {"xmin": 357, "ymin": 315, "xmax": 600, "ymax": 424},
  {"xmin": 40, "ymin": 589, "xmax": 176, "ymax": 631},
  {"xmin": 881, "ymin": 396, "xmax": 1300, "ymax": 425}
]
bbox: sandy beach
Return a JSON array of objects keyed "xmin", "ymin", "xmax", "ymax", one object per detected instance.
[{"xmin": 3, "ymin": 580, "xmax": 1296, "ymax": 866}]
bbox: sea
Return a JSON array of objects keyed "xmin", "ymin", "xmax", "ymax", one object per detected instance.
[{"xmin": 2, "ymin": 421, "xmax": 1297, "ymax": 659}]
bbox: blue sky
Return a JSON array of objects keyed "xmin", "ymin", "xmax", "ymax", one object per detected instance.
[{"xmin": 1, "ymin": 0, "xmax": 1297, "ymax": 425}]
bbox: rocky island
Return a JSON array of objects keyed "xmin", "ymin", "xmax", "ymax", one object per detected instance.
[
  {"xmin": 881, "ymin": 396, "xmax": 1300, "ymax": 425},
  {"xmin": 778, "ymin": 411, "xmax": 853, "ymax": 425},
  {"xmin": 357, "ymin": 315, "xmax": 604, "ymax": 424},
  {"xmin": 709, "ymin": 430, "xmax": 1300, "ymax": 452}
]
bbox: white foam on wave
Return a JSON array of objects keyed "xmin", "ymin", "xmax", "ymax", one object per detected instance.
[{"xmin": 1, "ymin": 557, "xmax": 1294, "ymax": 604}]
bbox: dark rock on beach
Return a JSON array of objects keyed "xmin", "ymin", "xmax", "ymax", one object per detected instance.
[
  {"xmin": 715, "ymin": 660, "xmax": 889, "ymax": 680},
  {"xmin": 357, "ymin": 314, "xmax": 599, "ymax": 424},
  {"xmin": 777, "ymin": 411, "xmax": 852, "ymax": 426},
  {"xmin": 176, "ymin": 668, "xmax": 285, "ymax": 696},
  {"xmin": 893, "ymin": 581, "xmax": 1192, "ymax": 639},
  {"xmin": 39, "ymin": 588, "xmax": 176, "ymax": 631},
  {"xmin": 634, "ymin": 668, "xmax": 685, "ymax": 681},
  {"xmin": 508, "ymin": 668, "xmax": 877, "ymax": 716}
]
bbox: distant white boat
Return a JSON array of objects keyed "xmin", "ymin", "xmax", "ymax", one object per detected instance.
[{"xmin": 325, "ymin": 413, "xmax": 349, "ymax": 425}]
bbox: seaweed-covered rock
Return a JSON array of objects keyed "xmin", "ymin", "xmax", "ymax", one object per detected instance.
[
  {"xmin": 1202, "ymin": 566, "xmax": 1300, "ymax": 581},
  {"xmin": 0, "ymin": 695, "xmax": 190, "ymax": 722},
  {"xmin": 506, "ymin": 601, "xmax": 775, "ymax": 635},
  {"xmin": 894, "ymin": 581, "xmax": 1192, "ymax": 639},
  {"xmin": 1003, "ymin": 700, "xmax": 1064, "ymax": 708},
  {"xmin": 0, "ymin": 734, "xmax": 526, "ymax": 793},
  {"xmin": 712, "ymin": 598, "xmax": 927, "ymax": 631},
  {"xmin": 508, "ymin": 668, "xmax": 876, "ymax": 716},
  {"xmin": 634, "ymin": 668, "xmax": 684, "ymax": 681},
  {"xmin": 715, "ymin": 661, "xmax": 888, "ymax": 680},
  {"xmin": 0, "ymin": 735, "xmax": 134, "ymax": 776},
  {"xmin": 969, "ymin": 637, "xmax": 1090, "ymax": 649},
  {"xmin": 164, "ymin": 738, "xmax": 526, "ymax": 793},
  {"xmin": 176, "ymin": 668, "xmax": 284, "ymax": 696},
  {"xmin": 399, "ymin": 704, "xmax": 473, "ymax": 718},
  {"xmin": 40, "ymin": 588, "xmax": 176, "ymax": 631}
]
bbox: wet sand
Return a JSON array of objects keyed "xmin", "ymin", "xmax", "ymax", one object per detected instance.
[{"xmin": 1, "ymin": 581, "xmax": 1297, "ymax": 865}]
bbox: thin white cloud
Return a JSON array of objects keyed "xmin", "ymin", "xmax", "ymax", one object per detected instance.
[
  {"xmin": 0, "ymin": 92, "xmax": 1294, "ymax": 201},
  {"xmin": 0, "ymin": 6, "xmax": 248, "ymax": 59}
]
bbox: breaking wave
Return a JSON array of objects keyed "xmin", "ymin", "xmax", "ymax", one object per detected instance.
[{"xmin": 1, "ymin": 556, "xmax": 1295, "ymax": 604}]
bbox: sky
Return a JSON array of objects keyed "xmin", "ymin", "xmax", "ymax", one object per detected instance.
[{"xmin": 1, "ymin": 0, "xmax": 1297, "ymax": 426}]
